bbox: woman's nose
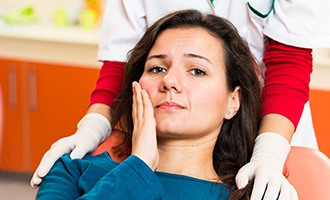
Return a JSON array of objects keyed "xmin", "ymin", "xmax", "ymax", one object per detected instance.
[{"xmin": 161, "ymin": 69, "xmax": 183, "ymax": 93}]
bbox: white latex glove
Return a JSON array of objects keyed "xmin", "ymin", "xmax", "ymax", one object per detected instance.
[
  {"xmin": 30, "ymin": 113, "xmax": 111, "ymax": 188},
  {"xmin": 235, "ymin": 132, "xmax": 298, "ymax": 200}
]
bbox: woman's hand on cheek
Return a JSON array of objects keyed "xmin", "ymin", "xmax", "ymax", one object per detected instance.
[{"xmin": 131, "ymin": 81, "xmax": 159, "ymax": 171}]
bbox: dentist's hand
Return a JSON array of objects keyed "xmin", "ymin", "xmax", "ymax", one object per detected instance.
[
  {"xmin": 235, "ymin": 133, "xmax": 298, "ymax": 200},
  {"xmin": 30, "ymin": 113, "xmax": 111, "ymax": 188},
  {"xmin": 131, "ymin": 82, "xmax": 159, "ymax": 171}
]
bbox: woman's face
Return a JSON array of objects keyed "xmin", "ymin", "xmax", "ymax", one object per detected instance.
[{"xmin": 139, "ymin": 27, "xmax": 238, "ymax": 142}]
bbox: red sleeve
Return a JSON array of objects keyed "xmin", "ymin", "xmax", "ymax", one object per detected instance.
[
  {"xmin": 262, "ymin": 39, "xmax": 313, "ymax": 128},
  {"xmin": 89, "ymin": 61, "xmax": 125, "ymax": 107}
]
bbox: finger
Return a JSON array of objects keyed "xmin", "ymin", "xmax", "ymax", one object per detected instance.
[
  {"xmin": 31, "ymin": 138, "xmax": 74, "ymax": 187},
  {"xmin": 250, "ymin": 170, "xmax": 268, "ymax": 200},
  {"xmin": 30, "ymin": 172, "xmax": 42, "ymax": 188},
  {"xmin": 30, "ymin": 150, "xmax": 51, "ymax": 187},
  {"xmin": 37, "ymin": 138, "xmax": 74, "ymax": 176},
  {"xmin": 141, "ymin": 89, "xmax": 156, "ymax": 139},
  {"xmin": 235, "ymin": 164, "xmax": 254, "ymax": 189},
  {"xmin": 291, "ymin": 184, "xmax": 298, "ymax": 200},
  {"xmin": 30, "ymin": 160, "xmax": 46, "ymax": 188},
  {"xmin": 278, "ymin": 182, "xmax": 298, "ymax": 200},
  {"xmin": 70, "ymin": 146, "xmax": 89, "ymax": 159},
  {"xmin": 135, "ymin": 82, "xmax": 143, "ymax": 121},
  {"xmin": 132, "ymin": 81, "xmax": 143, "ymax": 124},
  {"xmin": 262, "ymin": 180, "xmax": 280, "ymax": 200},
  {"xmin": 141, "ymin": 89, "xmax": 153, "ymax": 119},
  {"xmin": 132, "ymin": 82, "xmax": 137, "ymax": 120},
  {"xmin": 277, "ymin": 185, "xmax": 290, "ymax": 200}
]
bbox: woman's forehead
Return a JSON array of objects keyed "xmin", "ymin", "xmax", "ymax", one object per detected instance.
[{"xmin": 151, "ymin": 27, "xmax": 224, "ymax": 58}]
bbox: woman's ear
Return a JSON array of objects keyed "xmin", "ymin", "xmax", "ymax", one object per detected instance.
[{"xmin": 224, "ymin": 86, "xmax": 241, "ymax": 120}]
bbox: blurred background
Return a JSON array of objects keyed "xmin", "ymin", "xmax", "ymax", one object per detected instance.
[
  {"xmin": 0, "ymin": 0, "xmax": 329, "ymax": 199},
  {"xmin": 0, "ymin": 0, "xmax": 105, "ymax": 199}
]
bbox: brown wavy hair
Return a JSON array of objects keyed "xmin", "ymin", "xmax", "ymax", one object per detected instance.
[{"xmin": 110, "ymin": 9, "xmax": 262, "ymax": 199}]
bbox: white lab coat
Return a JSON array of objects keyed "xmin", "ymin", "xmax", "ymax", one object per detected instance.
[{"xmin": 98, "ymin": 0, "xmax": 330, "ymax": 148}]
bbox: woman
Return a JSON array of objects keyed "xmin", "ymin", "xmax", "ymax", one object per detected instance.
[
  {"xmin": 36, "ymin": 10, "xmax": 297, "ymax": 199},
  {"xmin": 32, "ymin": 2, "xmax": 330, "ymax": 198}
]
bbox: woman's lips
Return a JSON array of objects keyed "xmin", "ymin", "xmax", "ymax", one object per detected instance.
[{"xmin": 157, "ymin": 102, "xmax": 184, "ymax": 110}]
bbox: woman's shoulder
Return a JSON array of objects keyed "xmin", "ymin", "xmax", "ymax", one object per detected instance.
[{"xmin": 55, "ymin": 152, "xmax": 119, "ymax": 172}]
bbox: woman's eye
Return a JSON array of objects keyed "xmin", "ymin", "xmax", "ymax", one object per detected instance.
[
  {"xmin": 150, "ymin": 66, "xmax": 166, "ymax": 73},
  {"xmin": 191, "ymin": 68, "xmax": 206, "ymax": 76}
]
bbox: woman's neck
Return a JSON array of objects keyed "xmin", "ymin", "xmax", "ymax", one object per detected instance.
[{"xmin": 156, "ymin": 136, "xmax": 220, "ymax": 182}]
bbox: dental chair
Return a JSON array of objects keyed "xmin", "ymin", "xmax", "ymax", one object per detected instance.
[
  {"xmin": 283, "ymin": 146, "xmax": 330, "ymax": 200},
  {"xmin": 94, "ymin": 131, "xmax": 330, "ymax": 199}
]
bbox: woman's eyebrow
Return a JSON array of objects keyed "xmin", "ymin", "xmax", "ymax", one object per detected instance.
[
  {"xmin": 147, "ymin": 53, "xmax": 212, "ymax": 63},
  {"xmin": 147, "ymin": 54, "xmax": 168, "ymax": 60},
  {"xmin": 184, "ymin": 53, "xmax": 212, "ymax": 64}
]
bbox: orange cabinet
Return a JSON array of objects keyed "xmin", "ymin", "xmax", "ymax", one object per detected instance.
[
  {"xmin": 0, "ymin": 59, "xmax": 25, "ymax": 172},
  {"xmin": 0, "ymin": 58, "xmax": 100, "ymax": 173}
]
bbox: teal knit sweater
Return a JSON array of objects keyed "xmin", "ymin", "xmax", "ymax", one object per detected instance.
[{"xmin": 36, "ymin": 153, "xmax": 230, "ymax": 199}]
